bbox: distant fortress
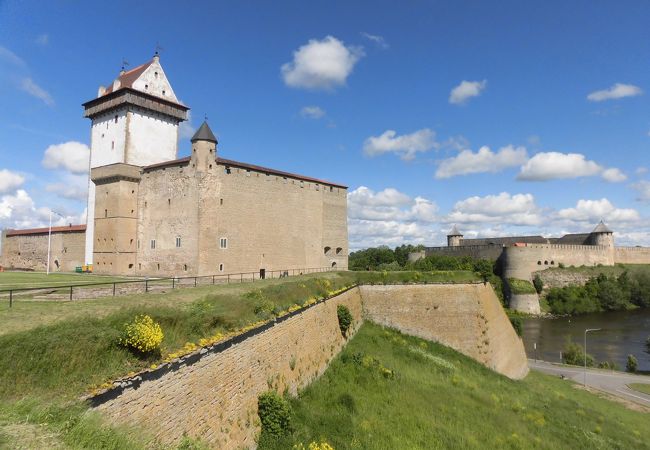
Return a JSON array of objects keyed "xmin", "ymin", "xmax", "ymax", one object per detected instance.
[{"xmin": 410, "ymin": 222, "xmax": 650, "ymax": 313}]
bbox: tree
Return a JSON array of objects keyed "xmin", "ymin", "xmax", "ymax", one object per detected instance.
[
  {"xmin": 626, "ymin": 354, "xmax": 638, "ymax": 373},
  {"xmin": 533, "ymin": 274, "xmax": 544, "ymax": 294}
]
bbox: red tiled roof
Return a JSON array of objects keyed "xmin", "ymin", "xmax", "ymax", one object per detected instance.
[
  {"xmin": 102, "ymin": 60, "xmax": 153, "ymax": 95},
  {"xmin": 142, "ymin": 156, "xmax": 347, "ymax": 188},
  {"xmin": 5, "ymin": 224, "xmax": 86, "ymax": 237}
]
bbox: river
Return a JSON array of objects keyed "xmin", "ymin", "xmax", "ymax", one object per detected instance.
[{"xmin": 522, "ymin": 308, "xmax": 650, "ymax": 371}]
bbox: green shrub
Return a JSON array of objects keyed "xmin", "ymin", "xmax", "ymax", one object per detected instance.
[
  {"xmin": 562, "ymin": 341, "xmax": 594, "ymax": 367},
  {"xmin": 626, "ymin": 355, "xmax": 638, "ymax": 373},
  {"xmin": 508, "ymin": 278, "xmax": 537, "ymax": 295},
  {"xmin": 337, "ymin": 305, "xmax": 353, "ymax": 336},
  {"xmin": 597, "ymin": 361, "xmax": 619, "ymax": 370},
  {"xmin": 509, "ymin": 316, "xmax": 523, "ymax": 337},
  {"xmin": 258, "ymin": 391, "xmax": 292, "ymax": 439},
  {"xmin": 558, "ymin": 262, "xmax": 565, "ymax": 268},
  {"xmin": 533, "ymin": 275, "xmax": 544, "ymax": 294},
  {"xmin": 119, "ymin": 315, "xmax": 163, "ymax": 354}
]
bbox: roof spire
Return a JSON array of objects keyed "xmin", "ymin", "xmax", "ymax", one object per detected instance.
[
  {"xmin": 592, "ymin": 220, "xmax": 612, "ymax": 233},
  {"xmin": 448, "ymin": 224, "xmax": 462, "ymax": 236},
  {"xmin": 191, "ymin": 120, "xmax": 218, "ymax": 144}
]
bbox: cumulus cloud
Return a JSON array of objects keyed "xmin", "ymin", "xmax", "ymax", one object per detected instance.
[
  {"xmin": 601, "ymin": 168, "xmax": 627, "ymax": 183},
  {"xmin": 20, "ymin": 77, "xmax": 54, "ymax": 106},
  {"xmin": 360, "ymin": 32, "xmax": 388, "ymax": 49},
  {"xmin": 0, "ymin": 169, "xmax": 25, "ymax": 193},
  {"xmin": 42, "ymin": 141, "xmax": 90, "ymax": 174},
  {"xmin": 300, "ymin": 106, "xmax": 326, "ymax": 119},
  {"xmin": 587, "ymin": 83, "xmax": 643, "ymax": 102},
  {"xmin": 363, "ymin": 128, "xmax": 437, "ymax": 161},
  {"xmin": 45, "ymin": 174, "xmax": 88, "ymax": 201},
  {"xmin": 281, "ymin": 36, "xmax": 364, "ymax": 90},
  {"xmin": 556, "ymin": 198, "xmax": 640, "ymax": 224},
  {"xmin": 0, "ymin": 189, "xmax": 86, "ymax": 231},
  {"xmin": 517, "ymin": 152, "xmax": 602, "ymax": 181},
  {"xmin": 636, "ymin": 167, "xmax": 648, "ymax": 176},
  {"xmin": 449, "ymin": 80, "xmax": 487, "ymax": 105},
  {"xmin": 178, "ymin": 110, "xmax": 196, "ymax": 139},
  {"xmin": 632, "ymin": 180, "xmax": 650, "ymax": 202},
  {"xmin": 435, "ymin": 145, "xmax": 528, "ymax": 179},
  {"xmin": 446, "ymin": 192, "xmax": 542, "ymax": 226}
]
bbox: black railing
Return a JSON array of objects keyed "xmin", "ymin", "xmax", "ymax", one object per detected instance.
[{"xmin": 1, "ymin": 267, "xmax": 334, "ymax": 307}]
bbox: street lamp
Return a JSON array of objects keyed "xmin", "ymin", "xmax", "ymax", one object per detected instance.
[
  {"xmin": 584, "ymin": 328, "xmax": 601, "ymax": 387},
  {"xmin": 46, "ymin": 209, "xmax": 65, "ymax": 275}
]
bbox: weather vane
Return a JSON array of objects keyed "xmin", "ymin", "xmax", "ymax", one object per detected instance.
[
  {"xmin": 204, "ymin": 113, "xmax": 209, "ymax": 122},
  {"xmin": 155, "ymin": 42, "xmax": 164, "ymax": 56},
  {"xmin": 121, "ymin": 58, "xmax": 129, "ymax": 71}
]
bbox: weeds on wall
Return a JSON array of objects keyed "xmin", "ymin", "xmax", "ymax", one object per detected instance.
[
  {"xmin": 258, "ymin": 391, "xmax": 293, "ymax": 442},
  {"xmin": 336, "ymin": 305, "xmax": 353, "ymax": 337}
]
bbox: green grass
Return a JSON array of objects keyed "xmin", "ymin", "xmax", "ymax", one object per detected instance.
[
  {"xmin": 628, "ymin": 383, "xmax": 650, "ymax": 395},
  {"xmin": 261, "ymin": 322, "xmax": 650, "ymax": 449},
  {"xmin": 0, "ymin": 271, "xmax": 131, "ymax": 290},
  {"xmin": 508, "ymin": 278, "xmax": 538, "ymax": 295}
]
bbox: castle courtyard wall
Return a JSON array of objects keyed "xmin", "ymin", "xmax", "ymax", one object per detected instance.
[{"xmin": 0, "ymin": 229, "xmax": 85, "ymax": 272}]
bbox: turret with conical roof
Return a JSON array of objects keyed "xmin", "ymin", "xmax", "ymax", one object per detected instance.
[
  {"xmin": 447, "ymin": 225, "xmax": 463, "ymax": 247},
  {"xmin": 190, "ymin": 120, "xmax": 217, "ymax": 172},
  {"xmin": 589, "ymin": 220, "xmax": 614, "ymax": 247}
]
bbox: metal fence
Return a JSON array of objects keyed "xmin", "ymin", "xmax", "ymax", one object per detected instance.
[{"xmin": 0, "ymin": 267, "xmax": 334, "ymax": 307}]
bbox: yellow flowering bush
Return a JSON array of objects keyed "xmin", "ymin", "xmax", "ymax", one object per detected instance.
[
  {"xmin": 293, "ymin": 441, "xmax": 335, "ymax": 450},
  {"xmin": 119, "ymin": 314, "xmax": 163, "ymax": 354}
]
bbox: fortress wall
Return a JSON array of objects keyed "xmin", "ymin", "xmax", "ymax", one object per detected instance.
[
  {"xmin": 360, "ymin": 284, "xmax": 529, "ymax": 380},
  {"xmin": 614, "ymin": 247, "xmax": 650, "ymax": 265},
  {"xmin": 422, "ymin": 245, "xmax": 504, "ymax": 261},
  {"xmin": 503, "ymin": 244, "xmax": 613, "ymax": 280},
  {"xmin": 0, "ymin": 230, "xmax": 85, "ymax": 272},
  {"xmin": 95, "ymin": 287, "xmax": 364, "ymax": 449}
]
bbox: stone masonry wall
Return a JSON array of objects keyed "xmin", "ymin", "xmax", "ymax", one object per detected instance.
[
  {"xmin": 614, "ymin": 247, "xmax": 650, "ymax": 265},
  {"xmin": 360, "ymin": 284, "xmax": 529, "ymax": 380},
  {"xmin": 95, "ymin": 288, "xmax": 363, "ymax": 449},
  {"xmin": 1, "ymin": 230, "xmax": 85, "ymax": 272}
]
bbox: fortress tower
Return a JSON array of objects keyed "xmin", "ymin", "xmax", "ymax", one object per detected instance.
[
  {"xmin": 82, "ymin": 54, "xmax": 189, "ymax": 264},
  {"xmin": 589, "ymin": 220, "xmax": 614, "ymax": 247},
  {"xmin": 447, "ymin": 225, "xmax": 463, "ymax": 247}
]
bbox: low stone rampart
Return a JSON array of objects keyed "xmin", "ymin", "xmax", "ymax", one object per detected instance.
[{"xmin": 360, "ymin": 284, "xmax": 529, "ymax": 379}]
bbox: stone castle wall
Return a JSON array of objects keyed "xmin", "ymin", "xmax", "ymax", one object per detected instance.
[
  {"xmin": 93, "ymin": 284, "xmax": 527, "ymax": 448},
  {"xmin": 96, "ymin": 288, "xmax": 364, "ymax": 449},
  {"xmin": 92, "ymin": 153, "xmax": 348, "ymax": 277},
  {"xmin": 614, "ymin": 246, "xmax": 650, "ymax": 265},
  {"xmin": 0, "ymin": 229, "xmax": 85, "ymax": 272},
  {"xmin": 360, "ymin": 284, "xmax": 528, "ymax": 379},
  {"xmin": 417, "ymin": 244, "xmax": 505, "ymax": 262}
]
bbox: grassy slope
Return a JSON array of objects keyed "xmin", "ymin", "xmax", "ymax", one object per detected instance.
[
  {"xmin": 0, "ymin": 270, "xmax": 479, "ymax": 449},
  {"xmin": 542, "ymin": 264, "xmax": 650, "ymax": 278},
  {"xmin": 508, "ymin": 278, "xmax": 537, "ymax": 295},
  {"xmin": 263, "ymin": 322, "xmax": 650, "ymax": 450},
  {"xmin": 629, "ymin": 383, "xmax": 650, "ymax": 395}
]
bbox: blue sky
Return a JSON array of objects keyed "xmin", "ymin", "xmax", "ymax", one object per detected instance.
[{"xmin": 1, "ymin": 0, "xmax": 649, "ymax": 250}]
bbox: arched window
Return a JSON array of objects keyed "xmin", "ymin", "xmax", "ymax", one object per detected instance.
[
  {"xmin": 544, "ymin": 260, "xmax": 548, "ymax": 265},
  {"xmin": 324, "ymin": 246, "xmax": 331, "ymax": 255},
  {"xmin": 537, "ymin": 261, "xmax": 542, "ymax": 265}
]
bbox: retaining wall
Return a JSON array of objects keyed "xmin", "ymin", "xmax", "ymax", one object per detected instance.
[{"xmin": 361, "ymin": 284, "xmax": 528, "ymax": 380}]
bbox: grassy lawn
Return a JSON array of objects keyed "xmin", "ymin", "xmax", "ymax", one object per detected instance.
[
  {"xmin": 261, "ymin": 322, "xmax": 650, "ymax": 450},
  {"xmin": 508, "ymin": 278, "xmax": 537, "ymax": 295},
  {"xmin": 0, "ymin": 271, "xmax": 131, "ymax": 290},
  {"xmin": 629, "ymin": 383, "xmax": 650, "ymax": 395}
]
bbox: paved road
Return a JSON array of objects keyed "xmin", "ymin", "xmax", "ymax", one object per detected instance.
[{"xmin": 529, "ymin": 359, "xmax": 650, "ymax": 407}]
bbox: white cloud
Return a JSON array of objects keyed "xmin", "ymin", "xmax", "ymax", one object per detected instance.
[
  {"xmin": 45, "ymin": 174, "xmax": 88, "ymax": 201},
  {"xmin": 517, "ymin": 152, "xmax": 602, "ymax": 181},
  {"xmin": 556, "ymin": 198, "xmax": 640, "ymax": 223},
  {"xmin": 636, "ymin": 167, "xmax": 648, "ymax": 175},
  {"xmin": 0, "ymin": 169, "xmax": 25, "ymax": 194},
  {"xmin": 363, "ymin": 128, "xmax": 437, "ymax": 161},
  {"xmin": 300, "ymin": 106, "xmax": 326, "ymax": 119},
  {"xmin": 179, "ymin": 110, "xmax": 196, "ymax": 139},
  {"xmin": 601, "ymin": 167, "xmax": 627, "ymax": 183},
  {"xmin": 42, "ymin": 141, "xmax": 90, "ymax": 174},
  {"xmin": 0, "ymin": 45, "xmax": 25, "ymax": 66},
  {"xmin": 632, "ymin": 180, "xmax": 650, "ymax": 202},
  {"xmin": 587, "ymin": 83, "xmax": 643, "ymax": 102},
  {"xmin": 281, "ymin": 36, "xmax": 364, "ymax": 90},
  {"xmin": 348, "ymin": 186, "xmax": 437, "ymax": 222},
  {"xmin": 360, "ymin": 32, "xmax": 388, "ymax": 49},
  {"xmin": 435, "ymin": 145, "xmax": 528, "ymax": 179},
  {"xmin": 446, "ymin": 192, "xmax": 542, "ymax": 226},
  {"xmin": 449, "ymin": 80, "xmax": 487, "ymax": 105},
  {"xmin": 35, "ymin": 34, "xmax": 49, "ymax": 46},
  {"xmin": 0, "ymin": 189, "xmax": 86, "ymax": 231},
  {"xmin": 20, "ymin": 77, "xmax": 54, "ymax": 106}
]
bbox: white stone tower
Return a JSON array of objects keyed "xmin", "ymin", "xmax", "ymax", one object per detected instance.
[
  {"xmin": 82, "ymin": 53, "xmax": 189, "ymax": 265},
  {"xmin": 447, "ymin": 225, "xmax": 463, "ymax": 247},
  {"xmin": 589, "ymin": 221, "xmax": 614, "ymax": 247}
]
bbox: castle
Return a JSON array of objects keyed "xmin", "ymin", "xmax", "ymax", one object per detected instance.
[
  {"xmin": 0, "ymin": 54, "xmax": 349, "ymax": 276},
  {"xmin": 411, "ymin": 222, "xmax": 650, "ymax": 313}
]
